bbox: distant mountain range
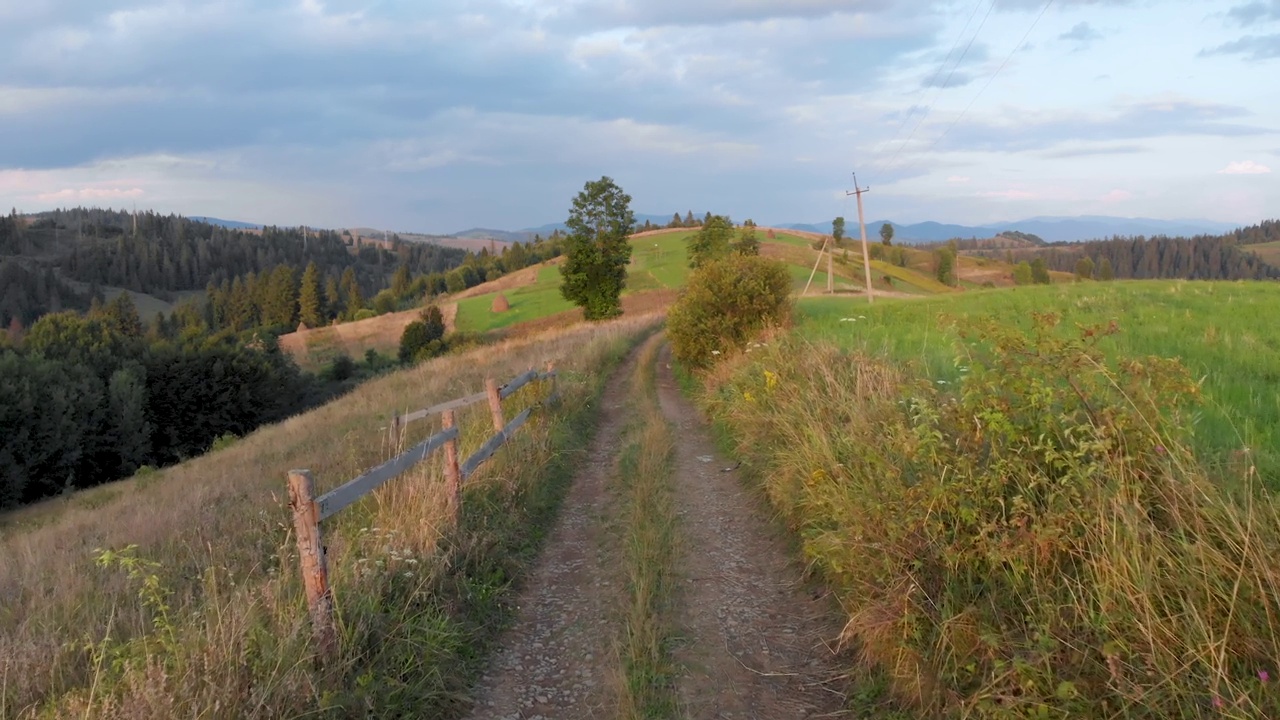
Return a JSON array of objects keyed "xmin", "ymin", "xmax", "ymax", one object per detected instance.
[
  {"xmin": 779, "ymin": 216, "xmax": 1242, "ymax": 244},
  {"xmin": 194, "ymin": 213, "xmax": 1246, "ymax": 247},
  {"xmin": 189, "ymin": 216, "xmax": 262, "ymax": 230}
]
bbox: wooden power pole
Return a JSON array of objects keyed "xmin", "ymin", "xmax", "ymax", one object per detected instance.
[{"xmin": 846, "ymin": 174, "xmax": 874, "ymax": 305}]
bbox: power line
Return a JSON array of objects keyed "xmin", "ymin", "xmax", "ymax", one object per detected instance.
[
  {"xmin": 873, "ymin": 0, "xmax": 997, "ymax": 178},
  {"xmin": 881, "ymin": 0, "xmax": 988, "ymax": 153},
  {"xmin": 892, "ymin": 0, "xmax": 1056, "ymax": 181}
]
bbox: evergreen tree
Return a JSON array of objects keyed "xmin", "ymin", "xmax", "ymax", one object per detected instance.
[
  {"xmin": 100, "ymin": 293, "xmax": 143, "ymax": 339},
  {"xmin": 298, "ymin": 262, "xmax": 324, "ymax": 328},
  {"xmin": 684, "ymin": 211, "xmax": 696, "ymax": 227},
  {"xmin": 340, "ymin": 267, "xmax": 363, "ymax": 318},
  {"xmin": 324, "ymin": 276, "xmax": 341, "ymax": 321},
  {"xmin": 262, "ymin": 264, "xmax": 298, "ymax": 328},
  {"xmin": 880, "ymin": 223, "xmax": 895, "ymax": 246},
  {"xmin": 559, "ymin": 176, "xmax": 635, "ymax": 321},
  {"xmin": 391, "ymin": 263, "xmax": 412, "ymax": 300},
  {"xmin": 832, "ymin": 217, "xmax": 846, "ymax": 245}
]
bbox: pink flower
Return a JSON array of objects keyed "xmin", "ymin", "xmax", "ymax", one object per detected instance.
[
  {"xmin": 1212, "ymin": 695, "xmax": 1224, "ymax": 709},
  {"xmin": 1261, "ymin": 670, "xmax": 1271, "ymax": 682}
]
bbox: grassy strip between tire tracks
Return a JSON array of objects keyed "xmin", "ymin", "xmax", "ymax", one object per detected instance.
[{"xmin": 612, "ymin": 334, "xmax": 680, "ymax": 719}]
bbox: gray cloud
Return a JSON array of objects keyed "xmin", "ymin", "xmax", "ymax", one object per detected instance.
[
  {"xmin": 1227, "ymin": 1, "xmax": 1280, "ymax": 26},
  {"xmin": 1201, "ymin": 34, "xmax": 1280, "ymax": 59},
  {"xmin": 1059, "ymin": 21, "xmax": 1105, "ymax": 48},
  {"xmin": 558, "ymin": 0, "xmax": 893, "ymax": 30}
]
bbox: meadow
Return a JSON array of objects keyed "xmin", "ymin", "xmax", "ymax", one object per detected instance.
[
  {"xmin": 452, "ymin": 229, "xmax": 952, "ymax": 333},
  {"xmin": 796, "ymin": 280, "xmax": 1280, "ymax": 487}
]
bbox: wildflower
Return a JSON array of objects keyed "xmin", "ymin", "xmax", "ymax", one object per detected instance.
[
  {"xmin": 936, "ymin": 380, "xmax": 949, "ymax": 385},
  {"xmin": 711, "ymin": 350, "xmax": 721, "ymax": 356},
  {"xmin": 1261, "ymin": 670, "xmax": 1271, "ymax": 682},
  {"xmin": 1212, "ymin": 696, "xmax": 1224, "ymax": 709},
  {"xmin": 1155, "ymin": 445, "xmax": 1166, "ymax": 455}
]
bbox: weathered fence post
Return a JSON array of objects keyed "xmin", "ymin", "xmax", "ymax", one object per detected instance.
[
  {"xmin": 441, "ymin": 410, "xmax": 462, "ymax": 525},
  {"xmin": 545, "ymin": 361, "xmax": 559, "ymax": 406},
  {"xmin": 287, "ymin": 469, "xmax": 336, "ymax": 660},
  {"xmin": 484, "ymin": 378, "xmax": 505, "ymax": 432},
  {"xmin": 389, "ymin": 412, "xmax": 401, "ymax": 453}
]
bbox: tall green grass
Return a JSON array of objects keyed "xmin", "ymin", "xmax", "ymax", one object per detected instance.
[
  {"xmin": 701, "ymin": 313, "xmax": 1280, "ymax": 717},
  {"xmin": 798, "ymin": 281, "xmax": 1280, "ymax": 488}
]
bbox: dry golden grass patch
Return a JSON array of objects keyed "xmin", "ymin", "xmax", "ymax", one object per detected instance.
[{"xmin": 0, "ymin": 313, "xmax": 660, "ymax": 718}]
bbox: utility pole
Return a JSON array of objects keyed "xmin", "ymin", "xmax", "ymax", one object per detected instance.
[{"xmin": 845, "ymin": 173, "xmax": 874, "ymax": 305}]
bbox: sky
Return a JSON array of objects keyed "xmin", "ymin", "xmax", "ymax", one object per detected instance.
[{"xmin": 0, "ymin": 0, "xmax": 1277, "ymax": 233}]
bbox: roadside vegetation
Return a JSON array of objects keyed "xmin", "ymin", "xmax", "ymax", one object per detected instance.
[
  {"xmin": 0, "ymin": 314, "xmax": 659, "ymax": 718},
  {"xmin": 685, "ymin": 281, "xmax": 1280, "ymax": 717}
]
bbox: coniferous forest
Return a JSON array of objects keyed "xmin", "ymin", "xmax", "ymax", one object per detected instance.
[
  {"xmin": 973, "ymin": 220, "xmax": 1280, "ymax": 281},
  {"xmin": 0, "ymin": 208, "xmax": 564, "ymax": 510}
]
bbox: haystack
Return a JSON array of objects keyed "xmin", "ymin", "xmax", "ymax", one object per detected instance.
[{"xmin": 491, "ymin": 293, "xmax": 510, "ymax": 313}]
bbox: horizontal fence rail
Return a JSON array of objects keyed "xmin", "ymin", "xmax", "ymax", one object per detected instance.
[
  {"xmin": 315, "ymin": 426, "xmax": 459, "ymax": 521},
  {"xmin": 286, "ymin": 363, "xmax": 557, "ymax": 661}
]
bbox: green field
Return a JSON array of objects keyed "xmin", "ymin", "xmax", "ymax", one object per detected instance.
[
  {"xmin": 796, "ymin": 280, "xmax": 1280, "ymax": 486},
  {"xmin": 455, "ymin": 230, "xmax": 917, "ymax": 332},
  {"xmin": 454, "ymin": 265, "xmax": 577, "ymax": 332}
]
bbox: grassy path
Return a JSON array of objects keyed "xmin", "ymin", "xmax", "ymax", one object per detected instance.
[
  {"xmin": 463, "ymin": 340, "xmax": 647, "ymax": 719},
  {"xmin": 464, "ymin": 337, "xmax": 852, "ymax": 718}
]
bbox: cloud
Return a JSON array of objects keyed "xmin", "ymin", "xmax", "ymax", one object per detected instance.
[
  {"xmin": 922, "ymin": 71, "xmax": 974, "ymax": 88},
  {"xmin": 932, "ymin": 97, "xmax": 1274, "ymax": 155},
  {"xmin": 1101, "ymin": 189, "xmax": 1133, "ymax": 203},
  {"xmin": 1217, "ymin": 160, "xmax": 1272, "ymax": 174},
  {"xmin": 35, "ymin": 186, "xmax": 145, "ymax": 202},
  {"xmin": 1059, "ymin": 21, "xmax": 1104, "ymax": 48},
  {"xmin": 1042, "ymin": 143, "xmax": 1147, "ymax": 158},
  {"xmin": 978, "ymin": 189, "xmax": 1036, "ymax": 200},
  {"xmin": 1226, "ymin": 1, "xmax": 1280, "ymax": 26},
  {"xmin": 1201, "ymin": 34, "xmax": 1280, "ymax": 60},
  {"xmin": 947, "ymin": 175, "xmax": 971, "ymax": 183}
]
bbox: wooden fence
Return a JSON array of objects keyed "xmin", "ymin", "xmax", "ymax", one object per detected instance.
[{"xmin": 286, "ymin": 364, "xmax": 558, "ymax": 657}]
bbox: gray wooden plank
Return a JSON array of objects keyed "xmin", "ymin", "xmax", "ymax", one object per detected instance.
[
  {"xmin": 401, "ymin": 390, "xmax": 488, "ymax": 425},
  {"xmin": 316, "ymin": 426, "xmax": 459, "ymax": 521},
  {"xmin": 460, "ymin": 407, "xmax": 532, "ymax": 479},
  {"xmin": 498, "ymin": 369, "xmax": 540, "ymax": 400}
]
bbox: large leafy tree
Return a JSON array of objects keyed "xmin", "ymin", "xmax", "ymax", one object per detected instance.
[
  {"xmin": 832, "ymin": 217, "xmax": 846, "ymax": 245},
  {"xmin": 880, "ymin": 222, "xmax": 895, "ymax": 246},
  {"xmin": 559, "ymin": 177, "xmax": 635, "ymax": 321}
]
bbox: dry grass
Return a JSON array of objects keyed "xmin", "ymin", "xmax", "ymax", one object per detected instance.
[
  {"xmin": 278, "ymin": 302, "xmax": 460, "ymax": 369},
  {"xmin": 0, "ymin": 313, "xmax": 661, "ymax": 718}
]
